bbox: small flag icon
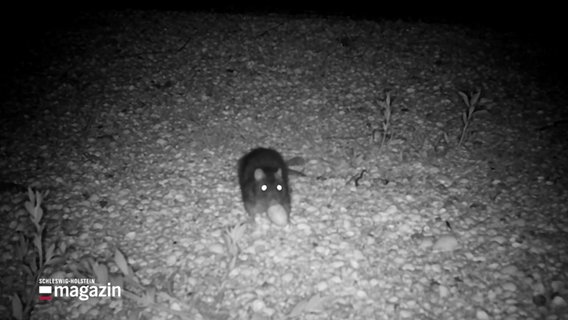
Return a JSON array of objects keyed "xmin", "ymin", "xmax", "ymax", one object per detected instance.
[{"xmin": 39, "ymin": 286, "xmax": 52, "ymax": 301}]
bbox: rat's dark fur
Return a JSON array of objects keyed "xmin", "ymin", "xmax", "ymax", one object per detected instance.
[{"xmin": 238, "ymin": 148, "xmax": 291, "ymax": 220}]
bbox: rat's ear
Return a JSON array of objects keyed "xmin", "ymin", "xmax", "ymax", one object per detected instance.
[
  {"xmin": 254, "ymin": 168, "xmax": 266, "ymax": 181},
  {"xmin": 275, "ymin": 168, "xmax": 282, "ymax": 179}
]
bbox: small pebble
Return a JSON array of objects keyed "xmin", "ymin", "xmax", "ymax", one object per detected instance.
[
  {"xmin": 433, "ymin": 235, "xmax": 459, "ymax": 252},
  {"xmin": 388, "ymin": 296, "xmax": 399, "ymax": 304},
  {"xmin": 281, "ymin": 272, "xmax": 294, "ymax": 283},
  {"xmin": 419, "ymin": 237, "xmax": 434, "ymax": 250},
  {"xmin": 349, "ymin": 259, "xmax": 360, "ymax": 269},
  {"xmin": 251, "ymin": 299, "xmax": 266, "ymax": 312},
  {"xmin": 384, "ymin": 205, "xmax": 399, "ymax": 215},
  {"xmin": 209, "ymin": 243, "xmax": 225, "ymax": 254},
  {"xmin": 429, "ymin": 264, "xmax": 442, "ymax": 273},
  {"xmin": 476, "ymin": 309, "xmax": 490, "ymax": 320},
  {"xmin": 316, "ymin": 281, "xmax": 328, "ymax": 291},
  {"xmin": 492, "ymin": 236, "xmax": 506, "ymax": 244},
  {"xmin": 402, "ymin": 263, "xmax": 415, "ymax": 271},
  {"xmin": 170, "ymin": 302, "xmax": 182, "ymax": 311},
  {"xmin": 355, "ymin": 290, "xmax": 368, "ymax": 298},
  {"xmin": 533, "ymin": 282, "xmax": 546, "ymax": 295},
  {"xmin": 551, "ymin": 295, "xmax": 567, "ymax": 308},
  {"xmin": 439, "ymin": 285, "xmax": 449, "ymax": 298},
  {"xmin": 551, "ymin": 280, "xmax": 564, "ymax": 292},
  {"xmin": 166, "ymin": 254, "xmax": 177, "ymax": 266},
  {"xmin": 399, "ymin": 309, "xmax": 413, "ymax": 318},
  {"xmin": 118, "ymin": 189, "xmax": 130, "ymax": 197},
  {"xmin": 501, "ymin": 265, "xmax": 519, "ymax": 276},
  {"xmin": 502, "ymin": 282, "xmax": 517, "ymax": 292}
]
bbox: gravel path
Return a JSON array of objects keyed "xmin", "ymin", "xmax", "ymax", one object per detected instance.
[{"xmin": 1, "ymin": 10, "xmax": 567, "ymax": 320}]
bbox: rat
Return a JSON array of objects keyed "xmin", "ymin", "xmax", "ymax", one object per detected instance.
[{"xmin": 238, "ymin": 148, "xmax": 291, "ymax": 225}]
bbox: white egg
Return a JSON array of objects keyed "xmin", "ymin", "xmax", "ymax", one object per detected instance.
[{"xmin": 267, "ymin": 204, "xmax": 289, "ymax": 226}]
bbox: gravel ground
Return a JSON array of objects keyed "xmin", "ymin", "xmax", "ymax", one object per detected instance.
[{"xmin": 1, "ymin": 10, "xmax": 567, "ymax": 320}]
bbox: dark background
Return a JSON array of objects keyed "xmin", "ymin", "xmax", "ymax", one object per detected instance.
[{"xmin": 1, "ymin": 5, "xmax": 566, "ymax": 94}]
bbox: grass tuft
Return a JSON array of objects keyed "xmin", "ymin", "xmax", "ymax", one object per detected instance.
[
  {"xmin": 373, "ymin": 92, "xmax": 393, "ymax": 150},
  {"xmin": 457, "ymin": 89, "xmax": 481, "ymax": 147},
  {"xmin": 12, "ymin": 188, "xmax": 65, "ymax": 320}
]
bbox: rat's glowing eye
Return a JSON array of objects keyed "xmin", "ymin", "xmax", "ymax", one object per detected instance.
[
  {"xmin": 261, "ymin": 184, "xmax": 268, "ymax": 192},
  {"xmin": 276, "ymin": 184, "xmax": 282, "ymax": 191}
]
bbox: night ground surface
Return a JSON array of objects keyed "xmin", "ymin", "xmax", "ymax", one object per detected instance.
[{"xmin": 1, "ymin": 9, "xmax": 567, "ymax": 320}]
